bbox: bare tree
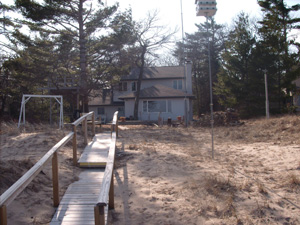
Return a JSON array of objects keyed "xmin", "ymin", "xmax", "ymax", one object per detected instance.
[{"xmin": 132, "ymin": 10, "xmax": 177, "ymax": 120}]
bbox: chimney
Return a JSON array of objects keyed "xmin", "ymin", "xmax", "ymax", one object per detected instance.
[{"xmin": 185, "ymin": 60, "xmax": 192, "ymax": 94}]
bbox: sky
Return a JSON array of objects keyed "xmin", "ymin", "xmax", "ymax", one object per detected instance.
[
  {"xmin": 113, "ymin": 0, "xmax": 300, "ymax": 42},
  {"xmin": 1, "ymin": 0, "xmax": 299, "ymax": 44}
]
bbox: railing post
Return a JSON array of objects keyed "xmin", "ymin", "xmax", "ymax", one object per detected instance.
[
  {"xmin": 72, "ymin": 125, "xmax": 77, "ymax": 166},
  {"xmin": 110, "ymin": 124, "xmax": 113, "ymax": 137},
  {"xmin": 109, "ymin": 175, "xmax": 114, "ymax": 209},
  {"xmin": 84, "ymin": 118, "xmax": 88, "ymax": 145},
  {"xmin": 94, "ymin": 205, "xmax": 105, "ymax": 225},
  {"xmin": 52, "ymin": 152, "xmax": 59, "ymax": 207},
  {"xmin": 0, "ymin": 205, "xmax": 7, "ymax": 225},
  {"xmin": 92, "ymin": 112, "xmax": 95, "ymax": 136},
  {"xmin": 116, "ymin": 119, "xmax": 119, "ymax": 138}
]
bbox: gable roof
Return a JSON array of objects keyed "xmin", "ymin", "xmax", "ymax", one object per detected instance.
[
  {"xmin": 118, "ymin": 84, "xmax": 194, "ymax": 100},
  {"xmin": 121, "ymin": 66, "xmax": 185, "ymax": 81}
]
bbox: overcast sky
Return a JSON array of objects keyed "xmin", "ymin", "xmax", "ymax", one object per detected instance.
[
  {"xmin": 114, "ymin": 0, "xmax": 300, "ymax": 42},
  {"xmin": 1, "ymin": 0, "xmax": 299, "ymax": 43}
]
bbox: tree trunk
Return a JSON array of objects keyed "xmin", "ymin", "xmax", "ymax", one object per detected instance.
[
  {"xmin": 79, "ymin": 0, "xmax": 89, "ymax": 112},
  {"xmin": 133, "ymin": 46, "xmax": 147, "ymax": 120}
]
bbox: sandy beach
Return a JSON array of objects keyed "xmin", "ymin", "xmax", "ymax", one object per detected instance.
[{"xmin": 1, "ymin": 115, "xmax": 300, "ymax": 224}]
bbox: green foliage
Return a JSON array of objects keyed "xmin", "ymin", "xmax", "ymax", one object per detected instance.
[
  {"xmin": 214, "ymin": 13, "xmax": 265, "ymax": 117},
  {"xmin": 257, "ymin": 0, "xmax": 300, "ymax": 112},
  {"xmin": 174, "ymin": 18, "xmax": 225, "ymax": 116},
  {"xmin": 0, "ymin": 0, "xmax": 136, "ymax": 119}
]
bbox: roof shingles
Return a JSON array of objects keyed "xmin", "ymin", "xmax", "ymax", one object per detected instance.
[
  {"xmin": 119, "ymin": 84, "xmax": 194, "ymax": 100},
  {"xmin": 121, "ymin": 66, "xmax": 185, "ymax": 80}
]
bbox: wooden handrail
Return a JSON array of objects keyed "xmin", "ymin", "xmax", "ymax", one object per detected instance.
[
  {"xmin": 0, "ymin": 132, "xmax": 74, "ymax": 208},
  {"xmin": 110, "ymin": 111, "xmax": 119, "ymax": 137},
  {"xmin": 112, "ymin": 111, "xmax": 118, "ymax": 125},
  {"xmin": 72, "ymin": 111, "xmax": 94, "ymax": 127},
  {"xmin": 94, "ymin": 132, "xmax": 116, "ymax": 225},
  {"xmin": 96, "ymin": 132, "xmax": 117, "ymax": 206},
  {"xmin": 0, "ymin": 111, "xmax": 98, "ymax": 225},
  {"xmin": 95, "ymin": 111, "xmax": 118, "ymax": 225}
]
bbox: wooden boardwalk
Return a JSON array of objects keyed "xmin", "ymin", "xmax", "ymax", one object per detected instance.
[
  {"xmin": 50, "ymin": 133, "xmax": 112, "ymax": 225},
  {"xmin": 78, "ymin": 133, "xmax": 111, "ymax": 167},
  {"xmin": 50, "ymin": 169, "xmax": 108, "ymax": 225}
]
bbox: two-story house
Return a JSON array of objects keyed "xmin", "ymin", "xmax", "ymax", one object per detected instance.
[{"xmin": 89, "ymin": 62, "xmax": 194, "ymax": 122}]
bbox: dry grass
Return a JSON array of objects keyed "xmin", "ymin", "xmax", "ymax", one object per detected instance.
[
  {"xmin": 287, "ymin": 173, "xmax": 300, "ymax": 189},
  {"xmin": 215, "ymin": 115, "xmax": 300, "ymax": 144},
  {"xmin": 2, "ymin": 115, "xmax": 300, "ymax": 224},
  {"xmin": 257, "ymin": 182, "xmax": 268, "ymax": 195}
]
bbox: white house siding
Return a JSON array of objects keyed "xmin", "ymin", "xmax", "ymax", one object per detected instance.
[
  {"xmin": 89, "ymin": 105, "xmax": 124, "ymax": 122},
  {"xmin": 114, "ymin": 79, "xmax": 185, "ymax": 102},
  {"xmin": 124, "ymin": 100, "xmax": 135, "ymax": 119},
  {"xmin": 293, "ymin": 95, "xmax": 300, "ymax": 111},
  {"xmin": 124, "ymin": 98, "xmax": 191, "ymax": 121}
]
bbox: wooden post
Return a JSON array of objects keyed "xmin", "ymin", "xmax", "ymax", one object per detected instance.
[
  {"xmin": 94, "ymin": 205, "xmax": 105, "ymax": 225},
  {"xmin": 84, "ymin": 118, "xmax": 88, "ymax": 145},
  {"xmin": 116, "ymin": 120, "xmax": 119, "ymax": 138},
  {"xmin": 110, "ymin": 124, "xmax": 113, "ymax": 137},
  {"xmin": 52, "ymin": 152, "xmax": 59, "ymax": 207},
  {"xmin": 92, "ymin": 112, "xmax": 95, "ymax": 136},
  {"xmin": 0, "ymin": 205, "xmax": 7, "ymax": 225},
  {"xmin": 72, "ymin": 125, "xmax": 77, "ymax": 166},
  {"xmin": 109, "ymin": 175, "xmax": 114, "ymax": 209}
]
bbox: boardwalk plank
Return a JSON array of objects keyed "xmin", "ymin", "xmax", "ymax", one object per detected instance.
[
  {"xmin": 50, "ymin": 132, "xmax": 111, "ymax": 225},
  {"xmin": 78, "ymin": 133, "xmax": 111, "ymax": 167}
]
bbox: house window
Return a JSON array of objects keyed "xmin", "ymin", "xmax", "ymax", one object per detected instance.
[
  {"xmin": 173, "ymin": 80, "xmax": 183, "ymax": 90},
  {"xmin": 143, "ymin": 100, "xmax": 167, "ymax": 113},
  {"xmin": 131, "ymin": 81, "xmax": 137, "ymax": 91},
  {"xmin": 97, "ymin": 107, "xmax": 105, "ymax": 115},
  {"xmin": 119, "ymin": 82, "xmax": 127, "ymax": 91}
]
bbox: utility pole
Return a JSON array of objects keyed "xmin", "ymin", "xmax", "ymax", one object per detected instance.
[
  {"xmin": 264, "ymin": 70, "xmax": 270, "ymax": 119},
  {"xmin": 195, "ymin": 0, "xmax": 217, "ymax": 159},
  {"xmin": 180, "ymin": 0, "xmax": 189, "ymax": 126}
]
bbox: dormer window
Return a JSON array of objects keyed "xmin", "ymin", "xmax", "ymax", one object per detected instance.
[{"xmin": 173, "ymin": 80, "xmax": 183, "ymax": 90}]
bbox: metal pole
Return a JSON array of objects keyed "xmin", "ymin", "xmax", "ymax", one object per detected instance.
[
  {"xmin": 264, "ymin": 72, "xmax": 270, "ymax": 119},
  {"xmin": 180, "ymin": 0, "xmax": 188, "ymax": 126},
  {"xmin": 206, "ymin": 16, "xmax": 214, "ymax": 159}
]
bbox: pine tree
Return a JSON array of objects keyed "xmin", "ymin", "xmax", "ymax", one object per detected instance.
[
  {"xmin": 258, "ymin": 0, "xmax": 300, "ymax": 113},
  {"xmin": 215, "ymin": 13, "xmax": 262, "ymax": 117},
  {"xmin": 174, "ymin": 18, "xmax": 225, "ymax": 116},
  {"xmin": 14, "ymin": 0, "xmax": 134, "ymax": 112}
]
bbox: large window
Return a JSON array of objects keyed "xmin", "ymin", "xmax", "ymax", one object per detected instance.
[
  {"xmin": 173, "ymin": 80, "xmax": 183, "ymax": 90},
  {"xmin": 143, "ymin": 100, "xmax": 172, "ymax": 113}
]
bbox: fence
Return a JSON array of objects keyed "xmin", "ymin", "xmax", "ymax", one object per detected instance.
[{"xmin": 0, "ymin": 112, "xmax": 96, "ymax": 225}]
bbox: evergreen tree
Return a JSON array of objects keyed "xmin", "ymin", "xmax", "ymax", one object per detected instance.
[
  {"xmin": 174, "ymin": 18, "xmax": 225, "ymax": 116},
  {"xmin": 215, "ymin": 13, "xmax": 262, "ymax": 117},
  {"xmin": 258, "ymin": 0, "xmax": 300, "ymax": 113},
  {"xmin": 14, "ymin": 0, "xmax": 134, "ymax": 112}
]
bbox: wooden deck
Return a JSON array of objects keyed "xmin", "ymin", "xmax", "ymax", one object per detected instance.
[
  {"xmin": 78, "ymin": 133, "xmax": 111, "ymax": 167},
  {"xmin": 50, "ymin": 169, "xmax": 108, "ymax": 225}
]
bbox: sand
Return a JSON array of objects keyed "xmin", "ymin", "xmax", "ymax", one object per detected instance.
[{"xmin": 1, "ymin": 115, "xmax": 300, "ymax": 224}]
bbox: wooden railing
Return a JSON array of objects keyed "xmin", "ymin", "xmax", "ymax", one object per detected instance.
[
  {"xmin": 94, "ymin": 111, "xmax": 118, "ymax": 225},
  {"xmin": 0, "ymin": 112, "xmax": 96, "ymax": 225},
  {"xmin": 72, "ymin": 111, "xmax": 95, "ymax": 165}
]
